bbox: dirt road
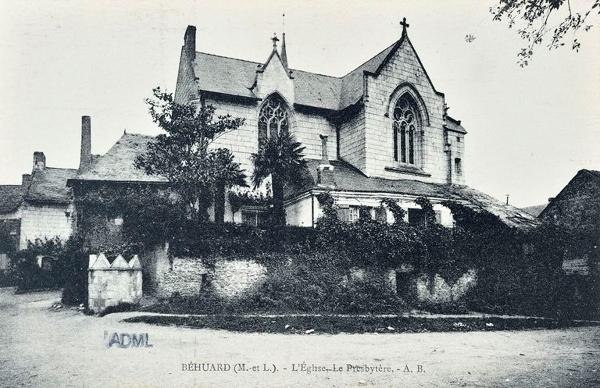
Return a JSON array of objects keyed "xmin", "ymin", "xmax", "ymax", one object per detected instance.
[{"xmin": 1, "ymin": 288, "xmax": 599, "ymax": 387}]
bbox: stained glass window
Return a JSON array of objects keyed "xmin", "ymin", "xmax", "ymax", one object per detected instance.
[
  {"xmin": 258, "ymin": 95, "xmax": 289, "ymax": 145},
  {"xmin": 393, "ymin": 94, "xmax": 420, "ymax": 165}
]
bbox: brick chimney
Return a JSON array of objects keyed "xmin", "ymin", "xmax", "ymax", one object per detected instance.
[
  {"xmin": 79, "ymin": 115, "xmax": 92, "ymax": 170},
  {"xmin": 21, "ymin": 174, "xmax": 32, "ymax": 191},
  {"xmin": 184, "ymin": 25, "xmax": 196, "ymax": 59},
  {"xmin": 33, "ymin": 152, "xmax": 46, "ymax": 171},
  {"xmin": 317, "ymin": 134, "xmax": 335, "ymax": 187}
]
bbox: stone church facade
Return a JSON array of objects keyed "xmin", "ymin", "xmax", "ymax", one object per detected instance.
[{"xmin": 171, "ymin": 23, "xmax": 493, "ymax": 227}]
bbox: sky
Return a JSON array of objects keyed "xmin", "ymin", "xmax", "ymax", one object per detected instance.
[{"xmin": 1, "ymin": 0, "xmax": 599, "ymax": 207}]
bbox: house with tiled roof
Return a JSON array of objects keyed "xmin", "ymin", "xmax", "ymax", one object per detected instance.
[
  {"xmin": 168, "ymin": 23, "xmax": 536, "ymax": 228},
  {"xmin": 540, "ymin": 169, "xmax": 600, "ymax": 229},
  {"xmin": 0, "ymin": 151, "xmax": 76, "ymax": 254}
]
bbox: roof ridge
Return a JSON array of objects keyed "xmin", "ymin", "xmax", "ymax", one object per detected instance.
[
  {"xmin": 197, "ymin": 51, "xmax": 261, "ymax": 66},
  {"xmin": 340, "ymin": 39, "xmax": 398, "ymax": 77},
  {"xmin": 198, "ymin": 51, "xmax": 342, "ymax": 79},
  {"xmin": 43, "ymin": 167, "xmax": 78, "ymax": 172}
]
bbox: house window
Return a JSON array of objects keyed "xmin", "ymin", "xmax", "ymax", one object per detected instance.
[
  {"xmin": 408, "ymin": 208, "xmax": 425, "ymax": 227},
  {"xmin": 375, "ymin": 207, "xmax": 387, "ymax": 223},
  {"xmin": 337, "ymin": 206, "xmax": 360, "ymax": 223},
  {"xmin": 393, "ymin": 94, "xmax": 421, "ymax": 165},
  {"xmin": 258, "ymin": 94, "xmax": 289, "ymax": 146},
  {"xmin": 241, "ymin": 210, "xmax": 268, "ymax": 227},
  {"xmin": 455, "ymin": 158, "xmax": 462, "ymax": 175}
]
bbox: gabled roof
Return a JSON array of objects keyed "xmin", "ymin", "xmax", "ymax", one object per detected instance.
[
  {"xmin": 72, "ymin": 133, "xmax": 167, "ymax": 183},
  {"xmin": 193, "ymin": 38, "xmax": 405, "ymax": 111},
  {"xmin": 539, "ymin": 169, "xmax": 600, "ymax": 219},
  {"xmin": 0, "ymin": 185, "xmax": 23, "ymax": 214},
  {"xmin": 522, "ymin": 204, "xmax": 547, "ymax": 217},
  {"xmin": 25, "ymin": 168, "xmax": 77, "ymax": 205},
  {"xmin": 286, "ymin": 159, "xmax": 538, "ymax": 229}
]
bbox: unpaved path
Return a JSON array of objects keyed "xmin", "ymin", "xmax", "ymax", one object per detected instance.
[{"xmin": 1, "ymin": 288, "xmax": 599, "ymax": 387}]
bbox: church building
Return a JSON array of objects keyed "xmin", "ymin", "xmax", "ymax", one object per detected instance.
[{"xmin": 173, "ymin": 21, "xmax": 535, "ymax": 228}]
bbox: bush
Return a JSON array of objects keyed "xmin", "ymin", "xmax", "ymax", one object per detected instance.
[{"xmin": 12, "ymin": 238, "xmax": 64, "ymax": 291}]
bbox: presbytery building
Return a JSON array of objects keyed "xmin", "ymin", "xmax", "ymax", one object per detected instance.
[{"xmin": 169, "ymin": 22, "xmax": 535, "ymax": 228}]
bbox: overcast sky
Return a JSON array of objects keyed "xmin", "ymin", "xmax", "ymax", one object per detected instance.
[{"xmin": 1, "ymin": 0, "xmax": 599, "ymax": 207}]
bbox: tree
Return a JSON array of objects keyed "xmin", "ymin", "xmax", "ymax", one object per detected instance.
[
  {"xmin": 135, "ymin": 88, "xmax": 246, "ymax": 220},
  {"xmin": 491, "ymin": 0, "xmax": 600, "ymax": 66},
  {"xmin": 208, "ymin": 149, "xmax": 247, "ymax": 224},
  {"xmin": 251, "ymin": 131, "xmax": 306, "ymax": 226}
]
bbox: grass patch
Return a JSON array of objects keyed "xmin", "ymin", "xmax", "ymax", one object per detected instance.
[{"xmin": 122, "ymin": 314, "xmax": 598, "ymax": 334}]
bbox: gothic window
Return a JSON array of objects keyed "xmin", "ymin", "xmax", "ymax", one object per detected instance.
[
  {"xmin": 258, "ymin": 95, "xmax": 289, "ymax": 145},
  {"xmin": 393, "ymin": 94, "xmax": 420, "ymax": 165}
]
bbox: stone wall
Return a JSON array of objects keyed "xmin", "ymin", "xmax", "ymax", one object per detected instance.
[
  {"xmin": 364, "ymin": 38, "xmax": 449, "ymax": 183},
  {"xmin": 155, "ymin": 256, "xmax": 209, "ymax": 299},
  {"xmin": 338, "ymin": 107, "xmax": 366, "ymax": 172},
  {"xmin": 206, "ymin": 96, "xmax": 338, "ymax": 178},
  {"xmin": 415, "ymin": 270, "xmax": 477, "ymax": 304},
  {"xmin": 212, "ymin": 260, "xmax": 268, "ymax": 299},
  {"xmin": 88, "ymin": 253, "xmax": 143, "ymax": 313},
  {"xmin": 143, "ymin": 244, "xmax": 268, "ymax": 301}
]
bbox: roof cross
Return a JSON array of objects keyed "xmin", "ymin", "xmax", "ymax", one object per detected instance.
[
  {"xmin": 271, "ymin": 33, "xmax": 279, "ymax": 48},
  {"xmin": 400, "ymin": 17, "xmax": 409, "ymax": 35}
]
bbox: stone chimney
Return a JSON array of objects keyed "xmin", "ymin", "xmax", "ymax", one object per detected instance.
[
  {"xmin": 184, "ymin": 25, "xmax": 196, "ymax": 59},
  {"xmin": 79, "ymin": 115, "xmax": 92, "ymax": 171},
  {"xmin": 317, "ymin": 134, "xmax": 335, "ymax": 187},
  {"xmin": 21, "ymin": 174, "xmax": 32, "ymax": 191},
  {"xmin": 33, "ymin": 152, "xmax": 46, "ymax": 171}
]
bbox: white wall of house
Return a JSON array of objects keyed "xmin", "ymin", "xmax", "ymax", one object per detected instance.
[
  {"xmin": 19, "ymin": 203, "xmax": 73, "ymax": 249},
  {"xmin": 285, "ymin": 194, "xmax": 315, "ymax": 227},
  {"xmin": 285, "ymin": 191, "xmax": 455, "ymax": 228}
]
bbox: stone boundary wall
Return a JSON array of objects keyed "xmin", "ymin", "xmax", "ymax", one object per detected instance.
[
  {"xmin": 212, "ymin": 260, "xmax": 267, "ymax": 299},
  {"xmin": 156, "ymin": 256, "xmax": 209, "ymax": 299},
  {"xmin": 415, "ymin": 270, "xmax": 477, "ymax": 304},
  {"xmin": 88, "ymin": 253, "xmax": 142, "ymax": 313}
]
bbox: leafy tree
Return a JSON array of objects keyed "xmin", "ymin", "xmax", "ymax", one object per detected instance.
[
  {"xmin": 491, "ymin": 0, "xmax": 600, "ymax": 66},
  {"xmin": 135, "ymin": 88, "xmax": 246, "ymax": 220},
  {"xmin": 251, "ymin": 131, "xmax": 307, "ymax": 226}
]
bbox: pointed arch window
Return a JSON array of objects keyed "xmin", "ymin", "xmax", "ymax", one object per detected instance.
[
  {"xmin": 392, "ymin": 94, "xmax": 420, "ymax": 165},
  {"xmin": 258, "ymin": 95, "xmax": 289, "ymax": 145}
]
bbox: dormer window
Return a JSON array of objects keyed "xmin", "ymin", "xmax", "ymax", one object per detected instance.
[
  {"xmin": 393, "ymin": 94, "xmax": 421, "ymax": 165},
  {"xmin": 258, "ymin": 94, "xmax": 289, "ymax": 146}
]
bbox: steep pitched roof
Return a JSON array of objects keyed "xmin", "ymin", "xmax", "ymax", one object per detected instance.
[
  {"xmin": 193, "ymin": 39, "xmax": 400, "ymax": 111},
  {"xmin": 539, "ymin": 169, "xmax": 600, "ymax": 219},
  {"xmin": 286, "ymin": 159, "xmax": 538, "ymax": 229},
  {"xmin": 24, "ymin": 168, "xmax": 77, "ymax": 205},
  {"xmin": 73, "ymin": 133, "xmax": 167, "ymax": 183},
  {"xmin": 0, "ymin": 185, "xmax": 23, "ymax": 214},
  {"xmin": 522, "ymin": 204, "xmax": 547, "ymax": 217}
]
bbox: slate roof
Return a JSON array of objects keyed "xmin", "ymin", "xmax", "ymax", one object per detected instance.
[
  {"xmin": 522, "ymin": 204, "xmax": 547, "ymax": 217},
  {"xmin": 194, "ymin": 39, "xmax": 398, "ymax": 111},
  {"xmin": 25, "ymin": 168, "xmax": 77, "ymax": 205},
  {"xmin": 0, "ymin": 185, "xmax": 23, "ymax": 214},
  {"xmin": 286, "ymin": 159, "xmax": 538, "ymax": 229},
  {"xmin": 72, "ymin": 133, "xmax": 167, "ymax": 183},
  {"xmin": 444, "ymin": 116, "xmax": 467, "ymax": 134}
]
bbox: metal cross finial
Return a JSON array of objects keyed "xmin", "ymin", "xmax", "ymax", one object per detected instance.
[
  {"xmin": 271, "ymin": 33, "xmax": 279, "ymax": 48},
  {"xmin": 400, "ymin": 17, "xmax": 409, "ymax": 34}
]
